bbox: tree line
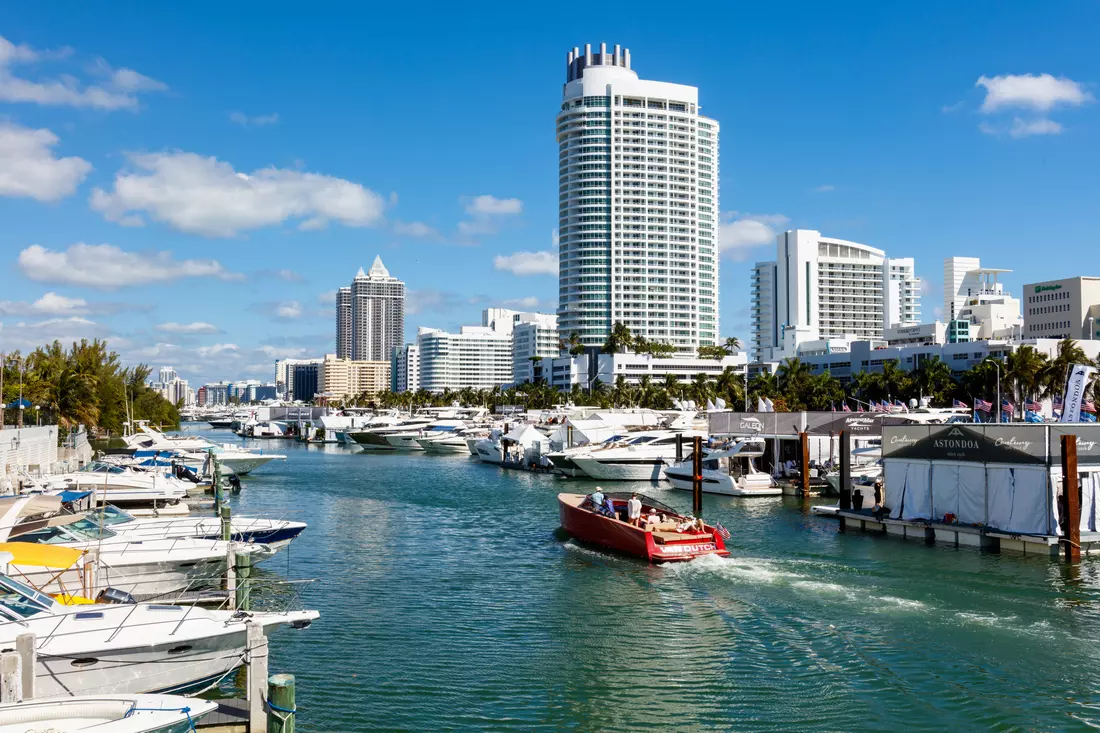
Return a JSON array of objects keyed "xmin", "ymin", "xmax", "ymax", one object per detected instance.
[
  {"xmin": 1, "ymin": 340, "xmax": 180, "ymax": 436},
  {"xmin": 355, "ymin": 339, "xmax": 1096, "ymax": 416}
]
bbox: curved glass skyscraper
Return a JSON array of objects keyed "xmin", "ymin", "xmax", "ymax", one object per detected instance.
[{"xmin": 556, "ymin": 43, "xmax": 719, "ymax": 351}]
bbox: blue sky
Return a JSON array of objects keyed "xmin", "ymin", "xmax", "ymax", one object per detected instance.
[{"xmin": 1, "ymin": 2, "xmax": 1099, "ymax": 385}]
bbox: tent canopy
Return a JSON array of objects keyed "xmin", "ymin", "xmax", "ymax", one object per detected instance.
[{"xmin": 503, "ymin": 424, "xmax": 549, "ymax": 447}]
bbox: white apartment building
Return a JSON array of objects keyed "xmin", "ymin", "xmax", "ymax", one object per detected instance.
[
  {"xmin": 943, "ymin": 256, "xmax": 983, "ymax": 321},
  {"xmin": 390, "ymin": 344, "xmax": 420, "ymax": 393},
  {"xmin": 513, "ymin": 315, "xmax": 560, "ymax": 384},
  {"xmin": 417, "ymin": 326, "xmax": 513, "ymax": 393},
  {"xmin": 535, "ymin": 351, "xmax": 747, "ymax": 392},
  {"xmin": 150, "ymin": 367, "xmax": 189, "ymax": 406},
  {"xmin": 751, "ymin": 230, "xmax": 920, "ymax": 361},
  {"xmin": 1023, "ymin": 276, "xmax": 1100, "ymax": 340},
  {"xmin": 557, "ymin": 43, "xmax": 719, "ymax": 353},
  {"xmin": 318, "ymin": 354, "xmax": 390, "ymax": 402},
  {"xmin": 336, "ymin": 256, "xmax": 405, "ymax": 362}
]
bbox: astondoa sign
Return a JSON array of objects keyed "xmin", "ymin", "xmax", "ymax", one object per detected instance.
[
  {"xmin": 1051, "ymin": 425, "xmax": 1100, "ymax": 465},
  {"xmin": 882, "ymin": 424, "xmax": 1048, "ymax": 464}
]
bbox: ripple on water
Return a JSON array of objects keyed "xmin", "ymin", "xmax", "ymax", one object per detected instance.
[{"xmin": 178, "ymin": 425, "xmax": 1100, "ymax": 732}]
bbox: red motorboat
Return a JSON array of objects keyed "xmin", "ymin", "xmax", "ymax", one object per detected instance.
[{"xmin": 558, "ymin": 492, "xmax": 730, "ymax": 563}]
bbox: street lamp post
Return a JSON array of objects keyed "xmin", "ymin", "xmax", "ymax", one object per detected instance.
[
  {"xmin": 1090, "ymin": 316, "xmax": 1095, "ymax": 341},
  {"xmin": 992, "ymin": 360, "xmax": 1002, "ymax": 424}
]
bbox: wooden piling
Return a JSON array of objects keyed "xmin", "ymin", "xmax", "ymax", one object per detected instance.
[
  {"xmin": 0, "ymin": 651, "xmax": 20, "ymax": 703},
  {"xmin": 676, "ymin": 433, "xmax": 683, "ymax": 463},
  {"xmin": 1062, "ymin": 434, "xmax": 1081, "ymax": 563},
  {"xmin": 692, "ymin": 435, "xmax": 703, "ymax": 517},
  {"xmin": 839, "ymin": 430, "xmax": 852, "ymax": 512},
  {"xmin": 212, "ymin": 454, "xmax": 222, "ymax": 513},
  {"xmin": 247, "ymin": 621, "xmax": 269, "ymax": 733},
  {"xmin": 226, "ymin": 545, "xmax": 237, "ymax": 606},
  {"xmin": 221, "ymin": 504, "xmax": 232, "ymax": 542},
  {"xmin": 16, "ymin": 633, "xmax": 34, "ymax": 700},
  {"xmin": 799, "ymin": 432, "xmax": 811, "ymax": 499},
  {"xmin": 236, "ymin": 549, "xmax": 253, "ymax": 611},
  {"xmin": 268, "ymin": 673, "xmax": 296, "ymax": 733}
]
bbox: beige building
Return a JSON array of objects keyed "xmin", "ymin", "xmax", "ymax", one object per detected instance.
[
  {"xmin": 1023, "ymin": 276, "xmax": 1100, "ymax": 340},
  {"xmin": 318, "ymin": 354, "xmax": 390, "ymax": 402}
]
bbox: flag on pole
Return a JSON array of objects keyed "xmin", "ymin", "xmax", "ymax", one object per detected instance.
[
  {"xmin": 1001, "ymin": 399, "xmax": 1015, "ymax": 413},
  {"xmin": 953, "ymin": 399, "xmax": 968, "ymax": 409},
  {"xmin": 842, "ymin": 403, "xmax": 852, "ymax": 413},
  {"xmin": 857, "ymin": 404, "xmax": 865, "ymax": 413},
  {"xmin": 1054, "ymin": 394, "xmax": 1064, "ymax": 407},
  {"xmin": 1025, "ymin": 399, "xmax": 1042, "ymax": 411},
  {"xmin": 714, "ymin": 522, "xmax": 731, "ymax": 540},
  {"xmin": 975, "ymin": 398, "xmax": 992, "ymax": 412},
  {"xmin": 1084, "ymin": 400, "xmax": 1096, "ymax": 413}
]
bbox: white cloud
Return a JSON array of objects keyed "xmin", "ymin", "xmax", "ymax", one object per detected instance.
[
  {"xmin": 229, "ymin": 111, "xmax": 279, "ymax": 127},
  {"xmin": 493, "ymin": 251, "xmax": 557, "ymax": 276},
  {"xmin": 501, "ymin": 296, "xmax": 547, "ymax": 310},
  {"xmin": 457, "ymin": 218, "xmax": 499, "ymax": 237},
  {"xmin": 0, "ymin": 315, "xmax": 110, "ymax": 354},
  {"xmin": 465, "ymin": 195, "xmax": 522, "ymax": 216},
  {"xmin": 813, "ymin": 184, "xmax": 835, "ymax": 193},
  {"xmin": 317, "ymin": 290, "xmax": 337, "ymax": 305},
  {"xmin": 18, "ymin": 242, "xmax": 243, "ymax": 289},
  {"xmin": 0, "ymin": 35, "xmax": 166, "ymax": 110},
  {"xmin": 0, "ymin": 292, "xmax": 88, "ymax": 316},
  {"xmin": 0, "ymin": 122, "xmax": 91, "ymax": 201},
  {"xmin": 195, "ymin": 343, "xmax": 239, "ymax": 358},
  {"xmin": 156, "ymin": 321, "xmax": 219, "ymax": 334},
  {"xmin": 979, "ymin": 117, "xmax": 1065, "ymax": 138},
  {"xmin": 393, "ymin": 220, "xmax": 438, "ymax": 238},
  {"xmin": 274, "ymin": 269, "xmax": 302, "ymax": 282},
  {"xmin": 90, "ymin": 151, "xmax": 387, "ymax": 237},
  {"xmin": 977, "ymin": 73, "xmax": 1092, "ymax": 112},
  {"xmin": 551, "ymin": 229, "xmax": 559, "ymax": 249},
  {"xmin": 719, "ymin": 212, "xmax": 789, "ymax": 260},
  {"xmin": 1010, "ymin": 117, "xmax": 1064, "ymax": 138},
  {"xmin": 276, "ymin": 301, "xmax": 302, "ymax": 319}
]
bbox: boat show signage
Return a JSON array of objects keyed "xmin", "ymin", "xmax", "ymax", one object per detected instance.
[
  {"xmin": 882, "ymin": 425, "xmax": 1048, "ymax": 464},
  {"xmin": 807, "ymin": 414, "xmax": 910, "ymax": 437},
  {"xmin": 1050, "ymin": 426, "xmax": 1100, "ymax": 465},
  {"xmin": 708, "ymin": 412, "xmax": 803, "ymax": 436}
]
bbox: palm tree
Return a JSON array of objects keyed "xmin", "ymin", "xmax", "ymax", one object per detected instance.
[
  {"xmin": 1043, "ymin": 338, "xmax": 1089, "ymax": 398},
  {"xmin": 911, "ymin": 357, "xmax": 955, "ymax": 406},
  {"xmin": 560, "ymin": 332, "xmax": 585, "ymax": 356},
  {"xmin": 1005, "ymin": 346, "xmax": 1048, "ymax": 417},
  {"xmin": 714, "ymin": 366, "xmax": 743, "ymax": 409},
  {"xmin": 602, "ymin": 322, "xmax": 634, "ymax": 355},
  {"xmin": 723, "ymin": 336, "xmax": 741, "ymax": 353},
  {"xmin": 691, "ymin": 372, "xmax": 714, "ymax": 407}
]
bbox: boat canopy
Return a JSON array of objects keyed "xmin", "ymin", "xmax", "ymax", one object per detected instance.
[
  {"xmin": 502, "ymin": 425, "xmax": 549, "ymax": 447},
  {"xmin": 0, "ymin": 542, "xmax": 84, "ymax": 569}
]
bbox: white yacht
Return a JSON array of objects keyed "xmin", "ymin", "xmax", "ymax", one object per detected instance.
[
  {"xmin": 94, "ymin": 505, "xmax": 307, "ymax": 552},
  {"xmin": 0, "ymin": 694, "xmax": 218, "ymax": 732},
  {"xmin": 124, "ymin": 425, "xmax": 285, "ymax": 475},
  {"xmin": 417, "ymin": 426, "xmax": 488, "ymax": 454},
  {"xmin": 383, "ymin": 419, "xmax": 469, "ymax": 450},
  {"xmin": 824, "ymin": 446, "xmax": 882, "ymax": 494},
  {"xmin": 545, "ymin": 433, "xmax": 632, "ymax": 477},
  {"xmin": 569, "ymin": 430, "xmax": 708, "ymax": 482},
  {"xmin": 0, "ymin": 496, "xmax": 270, "ymax": 599},
  {"xmin": 349, "ymin": 417, "xmax": 437, "ymax": 450},
  {"xmin": 664, "ymin": 439, "xmax": 781, "ymax": 496},
  {"xmin": 24, "ymin": 462, "xmax": 189, "ymax": 506},
  {"xmin": 0, "ymin": 567, "xmax": 317, "ymax": 697}
]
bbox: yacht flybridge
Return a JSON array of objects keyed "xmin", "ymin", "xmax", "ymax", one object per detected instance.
[{"xmin": 123, "ymin": 423, "xmax": 285, "ymax": 475}]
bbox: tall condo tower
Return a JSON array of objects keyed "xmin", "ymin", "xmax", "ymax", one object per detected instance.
[
  {"xmin": 556, "ymin": 43, "xmax": 719, "ymax": 352},
  {"xmin": 335, "ymin": 256, "xmax": 405, "ymax": 362},
  {"xmin": 336, "ymin": 287, "xmax": 352, "ymax": 358}
]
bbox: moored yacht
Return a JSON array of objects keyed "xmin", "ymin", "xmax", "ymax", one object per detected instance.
[
  {"xmin": 569, "ymin": 430, "xmax": 708, "ymax": 482},
  {"xmin": 0, "ymin": 694, "xmax": 219, "ymax": 732},
  {"xmin": 349, "ymin": 416, "xmax": 437, "ymax": 450},
  {"xmin": 93, "ymin": 505, "xmax": 306, "ymax": 552},
  {"xmin": 23, "ymin": 462, "xmax": 189, "ymax": 506},
  {"xmin": 383, "ymin": 419, "xmax": 469, "ymax": 450},
  {"xmin": 664, "ymin": 439, "xmax": 781, "ymax": 496},
  {"xmin": 0, "ymin": 566, "xmax": 317, "ymax": 697}
]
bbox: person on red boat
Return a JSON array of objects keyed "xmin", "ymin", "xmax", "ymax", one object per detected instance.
[
  {"xmin": 586, "ymin": 487, "xmax": 605, "ymax": 512},
  {"xmin": 627, "ymin": 493, "xmax": 642, "ymax": 526}
]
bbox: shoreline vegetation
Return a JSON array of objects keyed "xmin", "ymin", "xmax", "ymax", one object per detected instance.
[{"xmin": 1, "ymin": 339, "xmax": 180, "ymax": 439}]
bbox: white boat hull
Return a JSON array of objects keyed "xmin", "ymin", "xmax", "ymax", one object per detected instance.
[
  {"xmin": 570, "ymin": 456, "xmax": 668, "ymax": 482},
  {"xmin": 417, "ymin": 438, "xmax": 470, "ymax": 453},
  {"xmin": 383, "ymin": 434, "xmax": 427, "ymax": 450},
  {"xmin": 665, "ymin": 470, "xmax": 782, "ymax": 496}
]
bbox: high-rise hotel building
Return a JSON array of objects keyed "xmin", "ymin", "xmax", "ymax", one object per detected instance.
[
  {"xmin": 335, "ymin": 256, "xmax": 405, "ymax": 362},
  {"xmin": 751, "ymin": 230, "xmax": 920, "ymax": 362},
  {"xmin": 556, "ymin": 43, "xmax": 719, "ymax": 352}
]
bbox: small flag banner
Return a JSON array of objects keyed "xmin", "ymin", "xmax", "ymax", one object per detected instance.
[{"xmin": 714, "ymin": 522, "xmax": 731, "ymax": 541}]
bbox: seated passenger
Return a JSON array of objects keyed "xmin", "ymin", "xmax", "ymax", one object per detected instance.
[
  {"xmin": 588, "ymin": 488, "xmax": 605, "ymax": 511},
  {"xmin": 604, "ymin": 496, "xmax": 617, "ymax": 518}
]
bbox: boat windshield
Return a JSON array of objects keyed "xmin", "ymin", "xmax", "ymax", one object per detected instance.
[
  {"xmin": 83, "ymin": 463, "xmax": 125, "ymax": 475},
  {"xmin": 12, "ymin": 519, "xmax": 117, "ymax": 544},
  {"xmin": 95, "ymin": 506, "xmax": 135, "ymax": 526},
  {"xmin": 0, "ymin": 575, "xmax": 55, "ymax": 618}
]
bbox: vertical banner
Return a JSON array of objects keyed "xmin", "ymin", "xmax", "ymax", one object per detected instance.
[{"xmin": 1061, "ymin": 364, "xmax": 1097, "ymax": 423}]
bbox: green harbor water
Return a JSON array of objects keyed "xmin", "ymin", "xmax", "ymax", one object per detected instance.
[{"xmin": 190, "ymin": 424, "xmax": 1100, "ymax": 732}]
